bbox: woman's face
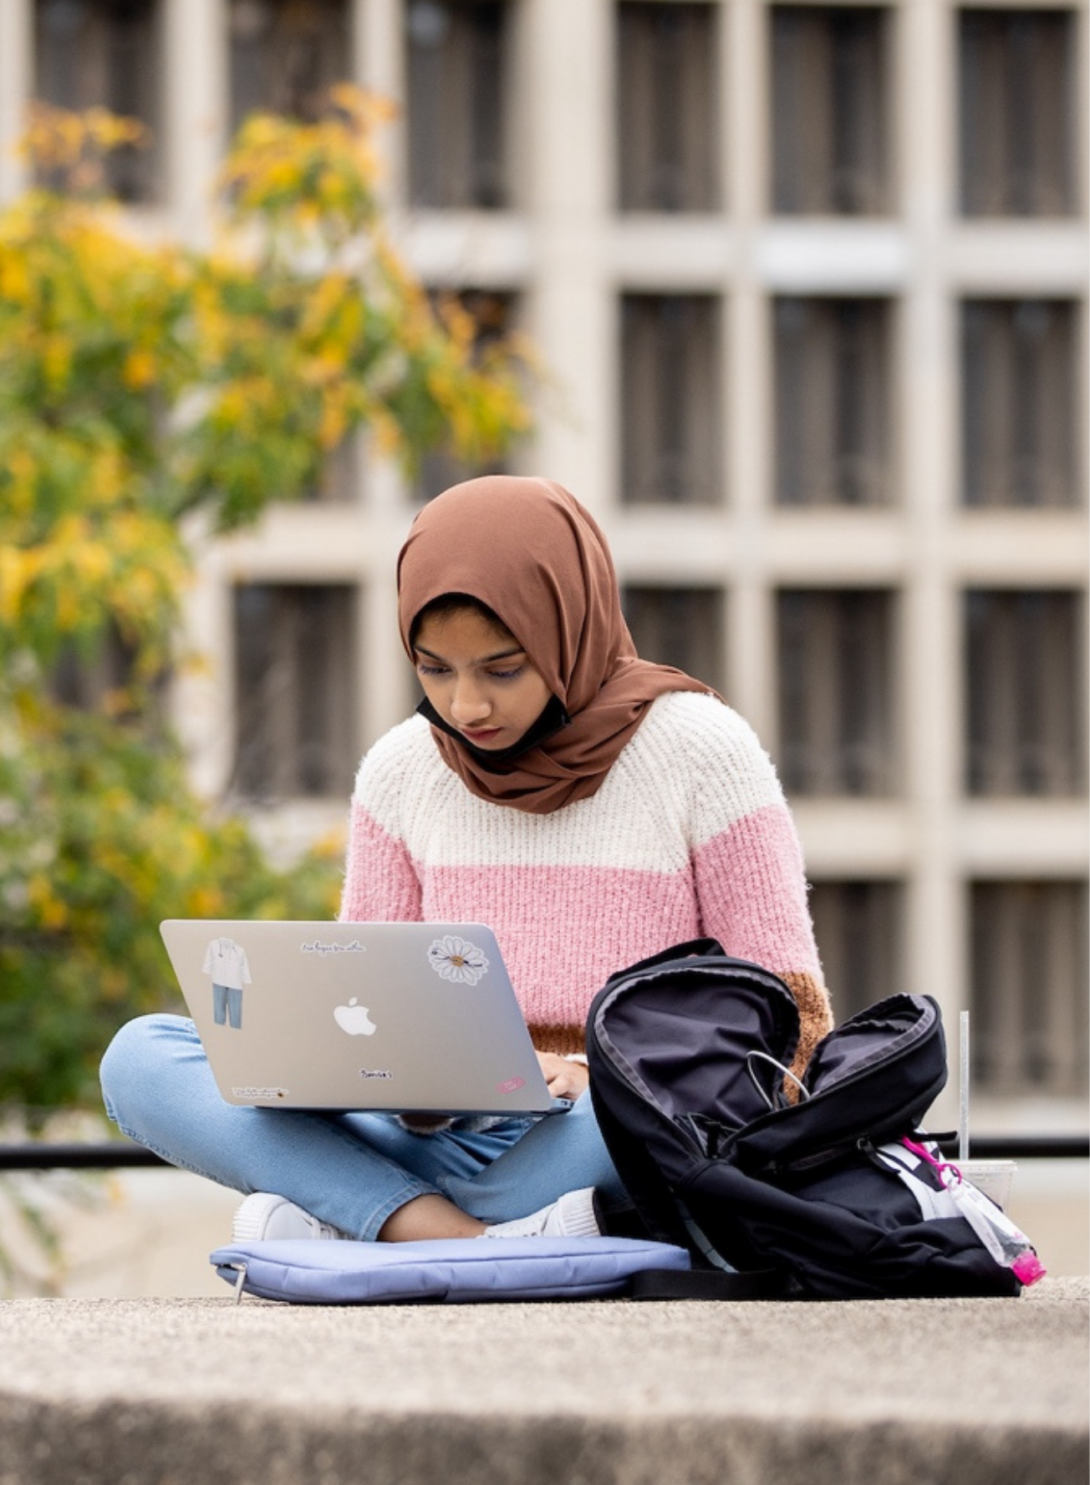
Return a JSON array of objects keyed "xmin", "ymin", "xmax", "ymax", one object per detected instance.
[{"xmin": 412, "ymin": 606, "xmax": 553, "ymax": 751}]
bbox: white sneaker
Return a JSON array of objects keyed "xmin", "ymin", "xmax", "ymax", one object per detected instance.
[
  {"xmin": 481, "ymin": 1187, "xmax": 602, "ymax": 1240},
  {"xmin": 232, "ymin": 1192, "xmax": 346, "ymax": 1242}
]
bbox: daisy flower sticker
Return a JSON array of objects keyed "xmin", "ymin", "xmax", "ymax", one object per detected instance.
[{"xmin": 427, "ymin": 935, "xmax": 490, "ymax": 986}]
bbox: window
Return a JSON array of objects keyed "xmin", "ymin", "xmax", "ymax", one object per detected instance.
[
  {"xmin": 49, "ymin": 621, "xmax": 169, "ymax": 731},
  {"xmin": 233, "ymin": 584, "xmax": 358, "ymax": 801},
  {"xmin": 810, "ymin": 881, "xmax": 903, "ymax": 1022},
  {"xmin": 965, "ymin": 590, "xmax": 1085, "ymax": 796},
  {"xmin": 620, "ymin": 294, "xmax": 722, "ymax": 505},
  {"xmin": 622, "ymin": 586, "xmax": 724, "ymax": 690},
  {"xmin": 52, "ymin": 627, "xmax": 132, "ymax": 711},
  {"xmin": 771, "ymin": 5, "xmax": 890, "ymax": 215},
  {"xmin": 229, "ymin": 0, "xmax": 350, "ymax": 132},
  {"xmin": 51, "ymin": 624, "xmax": 136, "ymax": 709},
  {"xmin": 34, "ymin": 0, "xmax": 162, "ymax": 203},
  {"xmin": 971, "ymin": 881, "xmax": 1088, "ymax": 1097},
  {"xmin": 959, "ymin": 8, "xmax": 1076, "ymax": 217},
  {"xmin": 961, "ymin": 300, "xmax": 1078, "ymax": 508},
  {"xmin": 777, "ymin": 589, "xmax": 896, "ymax": 796},
  {"xmin": 414, "ymin": 290, "xmax": 516, "ymax": 502},
  {"xmin": 407, "ymin": 0, "xmax": 510, "ymax": 209},
  {"xmin": 616, "ymin": 2, "xmax": 719, "ymax": 212},
  {"xmin": 301, "ymin": 436, "xmax": 359, "ymax": 505},
  {"xmin": 774, "ymin": 297, "xmax": 892, "ymax": 506}
]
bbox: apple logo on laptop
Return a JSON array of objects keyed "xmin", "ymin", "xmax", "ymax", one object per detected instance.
[{"xmin": 333, "ymin": 997, "xmax": 377, "ymax": 1036}]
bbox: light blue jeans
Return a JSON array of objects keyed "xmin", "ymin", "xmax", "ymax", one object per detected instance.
[{"xmin": 100, "ymin": 1014, "xmax": 627, "ymax": 1241}]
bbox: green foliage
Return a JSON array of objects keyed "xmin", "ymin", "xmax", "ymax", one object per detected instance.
[
  {"xmin": 0, "ymin": 94, "xmax": 533, "ymax": 1115},
  {"xmin": 0, "ymin": 698, "xmax": 344, "ymax": 1112}
]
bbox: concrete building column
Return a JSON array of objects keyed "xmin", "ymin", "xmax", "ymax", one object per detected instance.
[
  {"xmin": 726, "ymin": 0, "xmax": 774, "ymax": 736},
  {"xmin": 352, "ymin": 0, "xmax": 405, "ymax": 204},
  {"xmin": 163, "ymin": 0, "xmax": 227, "ymax": 245},
  {"xmin": 174, "ymin": 523, "xmax": 237, "ymax": 802},
  {"xmin": 361, "ymin": 556, "xmax": 406, "ymax": 744},
  {"xmin": 899, "ymin": 0, "xmax": 965, "ymax": 1122},
  {"xmin": 518, "ymin": 0, "xmax": 612, "ymax": 511},
  {"xmin": 0, "ymin": 0, "xmax": 32, "ymax": 204}
]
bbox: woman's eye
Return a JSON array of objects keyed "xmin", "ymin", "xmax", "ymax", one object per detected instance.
[
  {"xmin": 488, "ymin": 667, "xmax": 523, "ymax": 682},
  {"xmin": 416, "ymin": 663, "xmax": 449, "ymax": 678}
]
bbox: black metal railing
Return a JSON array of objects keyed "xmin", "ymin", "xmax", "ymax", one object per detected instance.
[
  {"xmin": 0, "ymin": 1135, "xmax": 1087, "ymax": 1171},
  {"xmin": 0, "ymin": 1143, "xmax": 169, "ymax": 1170},
  {"xmin": 937, "ymin": 1135, "xmax": 1089, "ymax": 1161}
]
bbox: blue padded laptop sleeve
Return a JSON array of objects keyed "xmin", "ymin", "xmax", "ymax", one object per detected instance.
[{"xmin": 211, "ymin": 1235, "xmax": 691, "ymax": 1304}]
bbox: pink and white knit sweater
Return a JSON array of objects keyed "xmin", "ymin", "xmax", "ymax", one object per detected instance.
[{"xmin": 340, "ymin": 692, "xmax": 833, "ymax": 1067}]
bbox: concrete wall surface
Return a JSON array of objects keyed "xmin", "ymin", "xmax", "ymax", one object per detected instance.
[
  {"xmin": 0, "ymin": 1279, "xmax": 1086, "ymax": 1485},
  {"xmin": 2, "ymin": 1163, "xmax": 1086, "ymax": 1299}
]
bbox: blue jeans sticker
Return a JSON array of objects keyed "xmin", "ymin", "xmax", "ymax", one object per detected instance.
[{"xmin": 212, "ymin": 983, "xmax": 243, "ymax": 1030}]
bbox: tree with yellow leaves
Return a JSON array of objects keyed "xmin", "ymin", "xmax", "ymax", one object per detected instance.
[{"xmin": 0, "ymin": 93, "xmax": 533, "ymax": 1114}]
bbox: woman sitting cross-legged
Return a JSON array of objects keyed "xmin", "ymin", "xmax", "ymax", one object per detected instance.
[{"xmin": 100, "ymin": 475, "xmax": 833, "ymax": 1243}]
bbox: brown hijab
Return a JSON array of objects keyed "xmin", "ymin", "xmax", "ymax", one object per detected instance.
[{"xmin": 397, "ymin": 475, "xmax": 719, "ymax": 813}]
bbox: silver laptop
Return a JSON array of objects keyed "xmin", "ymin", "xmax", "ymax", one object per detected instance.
[{"xmin": 159, "ymin": 920, "xmax": 568, "ymax": 1116}]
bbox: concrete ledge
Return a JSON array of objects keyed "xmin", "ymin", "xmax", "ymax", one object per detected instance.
[{"xmin": 0, "ymin": 1277, "xmax": 1086, "ymax": 1485}]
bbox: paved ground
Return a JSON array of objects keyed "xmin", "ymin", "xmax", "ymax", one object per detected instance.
[{"xmin": 0, "ymin": 1276, "xmax": 1085, "ymax": 1485}]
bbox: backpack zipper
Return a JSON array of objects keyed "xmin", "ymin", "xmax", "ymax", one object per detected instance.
[{"xmin": 765, "ymin": 1136, "xmax": 865, "ymax": 1176}]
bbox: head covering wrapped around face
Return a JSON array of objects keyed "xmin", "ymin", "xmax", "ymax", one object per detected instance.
[{"xmin": 397, "ymin": 475, "xmax": 720, "ymax": 813}]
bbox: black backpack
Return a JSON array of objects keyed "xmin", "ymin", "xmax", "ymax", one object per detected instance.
[{"xmin": 586, "ymin": 939, "xmax": 1028, "ymax": 1300}]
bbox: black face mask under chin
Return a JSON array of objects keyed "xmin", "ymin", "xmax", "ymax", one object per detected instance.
[{"xmin": 415, "ymin": 694, "xmax": 572, "ymax": 772}]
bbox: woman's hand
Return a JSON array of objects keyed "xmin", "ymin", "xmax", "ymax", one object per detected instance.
[{"xmin": 536, "ymin": 1052, "xmax": 589, "ymax": 1101}]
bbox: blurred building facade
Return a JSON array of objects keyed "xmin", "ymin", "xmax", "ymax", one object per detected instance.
[{"xmin": 0, "ymin": 0, "xmax": 1086, "ymax": 1143}]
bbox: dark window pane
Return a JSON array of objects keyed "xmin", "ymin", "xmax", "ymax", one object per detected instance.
[
  {"xmin": 971, "ymin": 881, "xmax": 1088, "ymax": 1095},
  {"xmin": 229, "ymin": 0, "xmax": 350, "ymax": 131},
  {"xmin": 961, "ymin": 300, "xmax": 1077, "ymax": 508},
  {"xmin": 810, "ymin": 880, "xmax": 903, "ymax": 1021},
  {"xmin": 50, "ymin": 624, "xmax": 145, "ymax": 711},
  {"xmin": 959, "ymin": 9, "xmax": 1076, "ymax": 217},
  {"xmin": 774, "ymin": 297, "xmax": 892, "ymax": 506},
  {"xmin": 622, "ymin": 586, "xmax": 724, "ymax": 689},
  {"xmin": 771, "ymin": 5, "xmax": 890, "ymax": 215},
  {"xmin": 964, "ymin": 590, "xmax": 1085, "ymax": 796},
  {"xmin": 777, "ymin": 589, "xmax": 896, "ymax": 796},
  {"xmin": 413, "ymin": 289, "xmax": 516, "ymax": 501},
  {"xmin": 34, "ymin": 0, "xmax": 163, "ymax": 203},
  {"xmin": 233, "ymin": 584, "xmax": 358, "ymax": 801},
  {"xmin": 407, "ymin": 0, "xmax": 509, "ymax": 208},
  {"xmin": 300, "ymin": 436, "xmax": 360, "ymax": 504},
  {"xmin": 620, "ymin": 294, "xmax": 722, "ymax": 505},
  {"xmin": 616, "ymin": 2, "xmax": 719, "ymax": 212}
]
